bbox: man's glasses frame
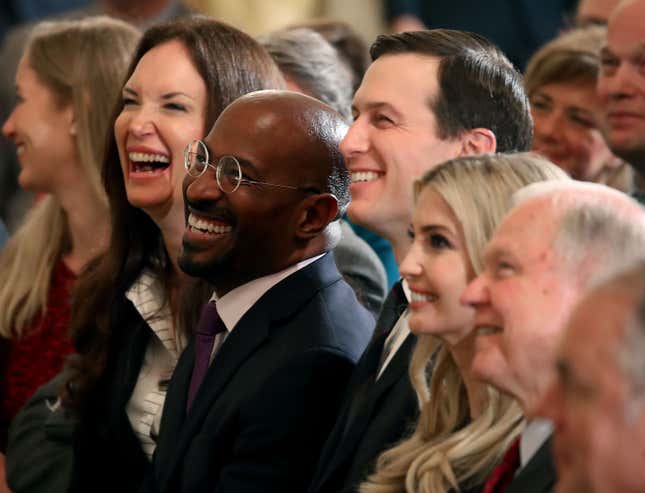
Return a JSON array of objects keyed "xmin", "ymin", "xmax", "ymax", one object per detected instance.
[{"xmin": 184, "ymin": 139, "xmax": 313, "ymax": 194}]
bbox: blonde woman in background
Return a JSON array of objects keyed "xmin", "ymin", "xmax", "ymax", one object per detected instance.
[
  {"xmin": 0, "ymin": 17, "xmax": 140, "ymax": 455},
  {"xmin": 361, "ymin": 153, "xmax": 569, "ymax": 493},
  {"xmin": 525, "ymin": 25, "xmax": 634, "ymax": 193}
]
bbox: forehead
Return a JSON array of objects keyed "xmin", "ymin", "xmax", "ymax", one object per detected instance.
[
  {"xmin": 414, "ymin": 187, "xmax": 458, "ymax": 227},
  {"xmin": 205, "ymin": 100, "xmax": 303, "ymax": 174},
  {"xmin": 128, "ymin": 40, "xmax": 203, "ymax": 89},
  {"xmin": 354, "ymin": 53, "xmax": 441, "ymax": 114},
  {"xmin": 562, "ymin": 290, "xmax": 632, "ymax": 378},
  {"xmin": 607, "ymin": 2, "xmax": 645, "ymax": 55},
  {"xmin": 535, "ymin": 82, "xmax": 599, "ymax": 106},
  {"xmin": 486, "ymin": 199, "xmax": 558, "ymax": 262}
]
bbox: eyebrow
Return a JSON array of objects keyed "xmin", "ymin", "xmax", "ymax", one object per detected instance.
[
  {"xmin": 161, "ymin": 91, "xmax": 196, "ymax": 101},
  {"xmin": 419, "ymin": 224, "xmax": 452, "ymax": 236},
  {"xmin": 121, "ymin": 87, "xmax": 195, "ymax": 101},
  {"xmin": 352, "ymin": 101, "xmax": 403, "ymax": 118}
]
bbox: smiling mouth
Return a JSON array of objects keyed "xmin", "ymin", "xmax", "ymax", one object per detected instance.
[
  {"xmin": 351, "ymin": 171, "xmax": 381, "ymax": 183},
  {"xmin": 129, "ymin": 151, "xmax": 170, "ymax": 173},
  {"xmin": 187, "ymin": 213, "xmax": 232, "ymax": 235},
  {"xmin": 409, "ymin": 290, "xmax": 438, "ymax": 303},
  {"xmin": 476, "ymin": 326, "xmax": 501, "ymax": 336}
]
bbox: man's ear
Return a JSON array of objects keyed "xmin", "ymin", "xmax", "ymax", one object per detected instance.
[
  {"xmin": 459, "ymin": 128, "xmax": 496, "ymax": 156},
  {"xmin": 295, "ymin": 193, "xmax": 339, "ymax": 240}
]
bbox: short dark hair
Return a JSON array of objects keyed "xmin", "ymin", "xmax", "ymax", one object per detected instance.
[{"xmin": 370, "ymin": 29, "xmax": 533, "ymax": 152}]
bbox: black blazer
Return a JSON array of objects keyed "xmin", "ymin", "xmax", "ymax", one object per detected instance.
[
  {"xmin": 507, "ymin": 437, "xmax": 556, "ymax": 493},
  {"xmin": 308, "ymin": 281, "xmax": 419, "ymax": 493},
  {"xmin": 146, "ymin": 253, "xmax": 374, "ymax": 493},
  {"xmin": 71, "ymin": 294, "xmax": 156, "ymax": 493}
]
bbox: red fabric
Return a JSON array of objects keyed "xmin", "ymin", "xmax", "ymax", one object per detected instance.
[
  {"xmin": 482, "ymin": 438, "xmax": 521, "ymax": 493},
  {"xmin": 0, "ymin": 260, "xmax": 76, "ymax": 449}
]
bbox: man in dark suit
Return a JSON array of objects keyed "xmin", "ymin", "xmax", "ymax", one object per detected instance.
[
  {"xmin": 308, "ymin": 29, "xmax": 533, "ymax": 493},
  {"xmin": 145, "ymin": 90, "xmax": 374, "ymax": 493},
  {"xmin": 462, "ymin": 181, "xmax": 645, "ymax": 493}
]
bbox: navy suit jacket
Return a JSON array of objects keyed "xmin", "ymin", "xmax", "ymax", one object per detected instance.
[
  {"xmin": 145, "ymin": 253, "xmax": 374, "ymax": 493},
  {"xmin": 507, "ymin": 437, "xmax": 556, "ymax": 493},
  {"xmin": 308, "ymin": 281, "xmax": 419, "ymax": 493}
]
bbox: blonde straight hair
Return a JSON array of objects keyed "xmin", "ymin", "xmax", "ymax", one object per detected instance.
[
  {"xmin": 0, "ymin": 17, "xmax": 140, "ymax": 337},
  {"xmin": 361, "ymin": 153, "xmax": 570, "ymax": 493}
]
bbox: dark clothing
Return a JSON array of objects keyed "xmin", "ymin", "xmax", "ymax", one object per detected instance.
[
  {"xmin": 6, "ymin": 373, "xmax": 75, "ymax": 493},
  {"xmin": 308, "ymin": 280, "xmax": 419, "ymax": 493},
  {"xmin": 70, "ymin": 295, "xmax": 158, "ymax": 493},
  {"xmin": 506, "ymin": 438, "xmax": 556, "ymax": 493},
  {"xmin": 144, "ymin": 254, "xmax": 374, "ymax": 493},
  {"xmin": 335, "ymin": 220, "xmax": 388, "ymax": 317},
  {"xmin": 385, "ymin": 0, "xmax": 577, "ymax": 69}
]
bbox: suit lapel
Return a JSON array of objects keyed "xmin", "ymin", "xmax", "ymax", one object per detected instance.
[
  {"xmin": 315, "ymin": 282, "xmax": 411, "ymax": 487},
  {"xmin": 507, "ymin": 437, "xmax": 556, "ymax": 493},
  {"xmin": 160, "ymin": 254, "xmax": 342, "ymax": 486}
]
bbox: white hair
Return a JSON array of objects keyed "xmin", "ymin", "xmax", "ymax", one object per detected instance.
[{"xmin": 511, "ymin": 181, "xmax": 645, "ymax": 288}]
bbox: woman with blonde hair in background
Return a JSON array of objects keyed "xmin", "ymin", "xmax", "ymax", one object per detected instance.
[
  {"xmin": 361, "ymin": 153, "xmax": 569, "ymax": 493},
  {"xmin": 525, "ymin": 25, "xmax": 634, "ymax": 193},
  {"xmin": 0, "ymin": 16, "xmax": 140, "ymax": 456}
]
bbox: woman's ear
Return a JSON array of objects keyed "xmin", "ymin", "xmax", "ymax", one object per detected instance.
[
  {"xmin": 460, "ymin": 128, "xmax": 497, "ymax": 156},
  {"xmin": 295, "ymin": 193, "xmax": 339, "ymax": 240}
]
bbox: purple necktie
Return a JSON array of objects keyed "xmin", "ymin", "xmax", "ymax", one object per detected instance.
[{"xmin": 186, "ymin": 302, "xmax": 226, "ymax": 412}]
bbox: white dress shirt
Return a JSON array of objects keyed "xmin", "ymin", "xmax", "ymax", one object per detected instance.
[
  {"xmin": 519, "ymin": 418, "xmax": 554, "ymax": 471},
  {"xmin": 125, "ymin": 270, "xmax": 185, "ymax": 460}
]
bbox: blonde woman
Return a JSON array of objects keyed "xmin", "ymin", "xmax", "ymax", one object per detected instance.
[
  {"xmin": 361, "ymin": 153, "xmax": 569, "ymax": 493},
  {"xmin": 0, "ymin": 17, "xmax": 140, "ymax": 452}
]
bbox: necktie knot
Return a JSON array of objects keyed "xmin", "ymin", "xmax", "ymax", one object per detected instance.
[
  {"xmin": 482, "ymin": 437, "xmax": 521, "ymax": 493},
  {"xmin": 196, "ymin": 301, "xmax": 226, "ymax": 336}
]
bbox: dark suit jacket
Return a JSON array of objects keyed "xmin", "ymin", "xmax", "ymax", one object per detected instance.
[
  {"xmin": 507, "ymin": 437, "xmax": 556, "ymax": 493},
  {"xmin": 145, "ymin": 253, "xmax": 374, "ymax": 493},
  {"xmin": 6, "ymin": 372, "xmax": 74, "ymax": 493},
  {"xmin": 308, "ymin": 281, "xmax": 419, "ymax": 493},
  {"xmin": 334, "ymin": 220, "xmax": 387, "ymax": 318},
  {"xmin": 70, "ymin": 295, "xmax": 157, "ymax": 493}
]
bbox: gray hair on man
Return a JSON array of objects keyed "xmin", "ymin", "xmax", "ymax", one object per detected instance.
[
  {"xmin": 511, "ymin": 180, "xmax": 645, "ymax": 288},
  {"xmin": 258, "ymin": 27, "xmax": 353, "ymax": 121}
]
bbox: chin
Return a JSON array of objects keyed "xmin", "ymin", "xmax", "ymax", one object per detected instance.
[{"xmin": 178, "ymin": 243, "xmax": 229, "ymax": 281}]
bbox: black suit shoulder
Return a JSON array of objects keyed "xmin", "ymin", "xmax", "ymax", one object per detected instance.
[
  {"xmin": 506, "ymin": 438, "xmax": 556, "ymax": 493},
  {"xmin": 151, "ymin": 254, "xmax": 374, "ymax": 493},
  {"xmin": 70, "ymin": 296, "xmax": 152, "ymax": 493},
  {"xmin": 309, "ymin": 282, "xmax": 418, "ymax": 493}
]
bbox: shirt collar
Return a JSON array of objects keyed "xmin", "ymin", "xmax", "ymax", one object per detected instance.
[
  {"xmin": 520, "ymin": 419, "xmax": 553, "ymax": 469},
  {"xmin": 209, "ymin": 253, "xmax": 325, "ymax": 333}
]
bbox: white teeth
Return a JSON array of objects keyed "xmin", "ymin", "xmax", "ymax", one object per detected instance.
[
  {"xmin": 477, "ymin": 327, "xmax": 501, "ymax": 336},
  {"xmin": 410, "ymin": 291, "xmax": 438, "ymax": 303},
  {"xmin": 351, "ymin": 171, "xmax": 380, "ymax": 183},
  {"xmin": 187, "ymin": 213, "xmax": 232, "ymax": 234},
  {"xmin": 15, "ymin": 144, "xmax": 24, "ymax": 155},
  {"xmin": 128, "ymin": 151, "xmax": 169, "ymax": 164}
]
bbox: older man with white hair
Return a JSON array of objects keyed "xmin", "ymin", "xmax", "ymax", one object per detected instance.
[{"xmin": 461, "ymin": 180, "xmax": 645, "ymax": 493}]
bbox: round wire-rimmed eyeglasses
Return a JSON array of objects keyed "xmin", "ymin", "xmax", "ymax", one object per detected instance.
[{"xmin": 184, "ymin": 139, "xmax": 314, "ymax": 194}]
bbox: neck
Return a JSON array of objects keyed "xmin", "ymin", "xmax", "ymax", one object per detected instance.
[
  {"xmin": 448, "ymin": 334, "xmax": 486, "ymax": 418},
  {"xmin": 58, "ymin": 182, "xmax": 110, "ymax": 274},
  {"xmin": 389, "ymin": 229, "xmax": 413, "ymax": 266}
]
